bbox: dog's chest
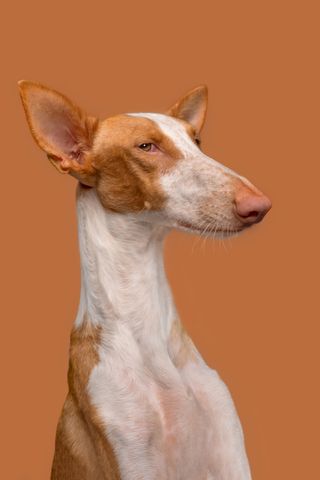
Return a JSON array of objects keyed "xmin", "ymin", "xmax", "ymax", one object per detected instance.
[
  {"xmin": 88, "ymin": 358, "xmax": 210, "ymax": 479},
  {"xmin": 87, "ymin": 340, "xmax": 248, "ymax": 480}
]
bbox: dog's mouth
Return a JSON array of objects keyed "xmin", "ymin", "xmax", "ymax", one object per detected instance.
[{"xmin": 176, "ymin": 220, "xmax": 247, "ymax": 238}]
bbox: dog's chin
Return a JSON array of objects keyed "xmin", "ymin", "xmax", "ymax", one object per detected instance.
[{"xmin": 175, "ymin": 220, "xmax": 247, "ymax": 239}]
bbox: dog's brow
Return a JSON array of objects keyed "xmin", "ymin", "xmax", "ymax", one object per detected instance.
[{"xmin": 128, "ymin": 113, "xmax": 199, "ymax": 157}]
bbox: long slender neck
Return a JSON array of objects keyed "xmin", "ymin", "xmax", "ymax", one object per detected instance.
[{"xmin": 75, "ymin": 187, "xmax": 177, "ymax": 349}]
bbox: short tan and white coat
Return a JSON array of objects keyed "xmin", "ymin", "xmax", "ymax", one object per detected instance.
[{"xmin": 19, "ymin": 81, "xmax": 271, "ymax": 480}]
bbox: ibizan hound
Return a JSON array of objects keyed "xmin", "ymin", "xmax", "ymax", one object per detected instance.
[{"xmin": 19, "ymin": 81, "xmax": 271, "ymax": 480}]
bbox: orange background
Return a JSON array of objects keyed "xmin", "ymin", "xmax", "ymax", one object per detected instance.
[{"xmin": 1, "ymin": 1, "xmax": 319, "ymax": 478}]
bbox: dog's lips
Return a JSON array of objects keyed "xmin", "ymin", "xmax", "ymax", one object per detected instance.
[{"xmin": 176, "ymin": 220, "xmax": 246, "ymax": 236}]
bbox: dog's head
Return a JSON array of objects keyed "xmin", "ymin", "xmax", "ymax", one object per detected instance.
[{"xmin": 19, "ymin": 81, "xmax": 271, "ymax": 237}]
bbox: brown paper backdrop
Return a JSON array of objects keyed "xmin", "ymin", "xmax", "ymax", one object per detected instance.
[{"xmin": 1, "ymin": 1, "xmax": 319, "ymax": 478}]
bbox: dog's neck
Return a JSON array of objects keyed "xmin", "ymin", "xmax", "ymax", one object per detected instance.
[{"xmin": 75, "ymin": 187, "xmax": 177, "ymax": 351}]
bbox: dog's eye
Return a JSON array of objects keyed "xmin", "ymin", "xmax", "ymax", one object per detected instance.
[
  {"xmin": 195, "ymin": 138, "xmax": 201, "ymax": 147},
  {"xmin": 138, "ymin": 143, "xmax": 157, "ymax": 152},
  {"xmin": 139, "ymin": 143, "xmax": 152, "ymax": 151}
]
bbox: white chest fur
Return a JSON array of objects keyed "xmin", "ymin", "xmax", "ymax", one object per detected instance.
[
  {"xmin": 88, "ymin": 345, "xmax": 251, "ymax": 480},
  {"xmin": 76, "ymin": 188, "xmax": 251, "ymax": 480}
]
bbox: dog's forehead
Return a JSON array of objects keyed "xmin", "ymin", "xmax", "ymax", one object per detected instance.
[
  {"xmin": 95, "ymin": 113, "xmax": 198, "ymax": 155},
  {"xmin": 129, "ymin": 113, "xmax": 198, "ymax": 155}
]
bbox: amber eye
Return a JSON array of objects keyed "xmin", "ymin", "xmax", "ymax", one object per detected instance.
[{"xmin": 139, "ymin": 143, "xmax": 152, "ymax": 151}]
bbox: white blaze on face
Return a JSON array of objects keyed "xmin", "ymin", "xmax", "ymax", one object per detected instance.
[{"xmin": 130, "ymin": 113, "xmax": 243, "ymax": 233}]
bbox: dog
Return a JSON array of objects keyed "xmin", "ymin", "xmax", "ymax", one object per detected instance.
[{"xmin": 19, "ymin": 81, "xmax": 271, "ymax": 479}]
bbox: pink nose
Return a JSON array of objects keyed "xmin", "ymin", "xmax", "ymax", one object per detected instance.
[{"xmin": 234, "ymin": 186, "xmax": 272, "ymax": 225}]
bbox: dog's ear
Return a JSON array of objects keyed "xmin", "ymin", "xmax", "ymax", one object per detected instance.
[
  {"xmin": 166, "ymin": 85, "xmax": 208, "ymax": 134},
  {"xmin": 18, "ymin": 81, "xmax": 99, "ymax": 186}
]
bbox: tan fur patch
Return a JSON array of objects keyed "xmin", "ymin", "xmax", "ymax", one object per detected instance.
[
  {"xmin": 92, "ymin": 115, "xmax": 183, "ymax": 212},
  {"xmin": 51, "ymin": 315, "xmax": 120, "ymax": 480}
]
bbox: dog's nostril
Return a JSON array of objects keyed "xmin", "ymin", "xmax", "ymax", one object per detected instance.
[{"xmin": 241, "ymin": 210, "xmax": 259, "ymax": 219}]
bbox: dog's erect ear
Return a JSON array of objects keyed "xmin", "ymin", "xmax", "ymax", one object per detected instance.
[
  {"xmin": 166, "ymin": 85, "xmax": 208, "ymax": 134},
  {"xmin": 18, "ymin": 81, "xmax": 99, "ymax": 185}
]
